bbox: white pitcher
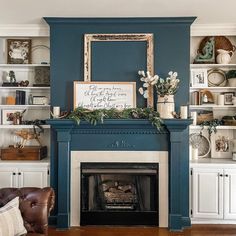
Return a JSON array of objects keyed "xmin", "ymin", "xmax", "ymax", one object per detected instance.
[{"xmin": 216, "ymin": 49, "xmax": 233, "ymax": 64}]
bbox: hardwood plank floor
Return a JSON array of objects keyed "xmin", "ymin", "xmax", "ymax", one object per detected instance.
[{"xmin": 48, "ymin": 225, "xmax": 236, "ymax": 236}]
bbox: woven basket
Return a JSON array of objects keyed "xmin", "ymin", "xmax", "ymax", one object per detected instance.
[
  {"xmin": 222, "ymin": 119, "xmax": 236, "ymax": 126},
  {"xmin": 199, "ymin": 36, "xmax": 236, "ymax": 56},
  {"xmin": 197, "ymin": 112, "xmax": 214, "ymax": 125}
]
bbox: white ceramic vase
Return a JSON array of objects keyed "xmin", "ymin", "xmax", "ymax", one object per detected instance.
[
  {"xmin": 157, "ymin": 95, "xmax": 175, "ymax": 119},
  {"xmin": 216, "ymin": 49, "xmax": 232, "ymax": 64}
]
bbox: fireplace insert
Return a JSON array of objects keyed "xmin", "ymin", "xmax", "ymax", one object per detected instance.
[{"xmin": 81, "ymin": 163, "xmax": 159, "ymax": 225}]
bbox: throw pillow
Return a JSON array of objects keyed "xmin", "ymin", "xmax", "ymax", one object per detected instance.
[{"xmin": 0, "ymin": 196, "xmax": 27, "ymax": 236}]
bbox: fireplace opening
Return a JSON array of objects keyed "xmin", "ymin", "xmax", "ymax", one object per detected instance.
[{"xmin": 80, "ymin": 163, "xmax": 159, "ymax": 225}]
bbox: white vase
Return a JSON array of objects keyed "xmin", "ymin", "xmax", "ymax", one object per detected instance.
[{"xmin": 157, "ymin": 95, "xmax": 175, "ymax": 119}]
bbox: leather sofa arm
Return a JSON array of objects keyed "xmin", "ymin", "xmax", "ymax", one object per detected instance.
[{"xmin": 0, "ymin": 187, "xmax": 55, "ymax": 235}]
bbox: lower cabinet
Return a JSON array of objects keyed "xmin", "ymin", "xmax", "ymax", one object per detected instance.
[
  {"xmin": 191, "ymin": 166, "xmax": 236, "ymax": 222},
  {"xmin": 224, "ymin": 169, "xmax": 236, "ymax": 220},
  {"xmin": 0, "ymin": 162, "xmax": 49, "ymax": 188}
]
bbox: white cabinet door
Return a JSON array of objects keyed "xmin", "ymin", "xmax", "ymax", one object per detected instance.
[
  {"xmin": 0, "ymin": 167, "xmax": 18, "ymax": 188},
  {"xmin": 18, "ymin": 167, "xmax": 48, "ymax": 188},
  {"xmin": 192, "ymin": 168, "xmax": 224, "ymax": 219},
  {"xmin": 224, "ymin": 169, "xmax": 236, "ymax": 220}
]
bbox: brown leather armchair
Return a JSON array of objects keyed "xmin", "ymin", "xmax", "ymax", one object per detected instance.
[{"xmin": 0, "ymin": 187, "xmax": 55, "ymax": 236}]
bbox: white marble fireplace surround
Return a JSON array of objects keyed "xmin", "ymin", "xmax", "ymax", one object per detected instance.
[{"xmin": 71, "ymin": 151, "xmax": 168, "ymax": 227}]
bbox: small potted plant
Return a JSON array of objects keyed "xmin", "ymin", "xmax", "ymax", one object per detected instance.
[{"xmin": 226, "ymin": 70, "xmax": 236, "ymax": 87}]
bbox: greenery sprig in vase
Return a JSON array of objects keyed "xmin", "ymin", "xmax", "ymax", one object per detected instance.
[
  {"xmin": 138, "ymin": 70, "xmax": 180, "ymax": 118},
  {"xmin": 138, "ymin": 70, "xmax": 180, "ymax": 97}
]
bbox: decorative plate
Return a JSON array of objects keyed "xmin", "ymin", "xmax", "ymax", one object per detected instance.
[
  {"xmin": 207, "ymin": 69, "xmax": 227, "ymax": 87},
  {"xmin": 190, "ymin": 133, "xmax": 211, "ymax": 158}
]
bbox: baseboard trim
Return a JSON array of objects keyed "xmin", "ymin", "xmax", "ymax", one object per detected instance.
[
  {"xmin": 169, "ymin": 214, "xmax": 183, "ymax": 231},
  {"xmin": 49, "ymin": 215, "xmax": 57, "ymax": 226},
  {"xmin": 182, "ymin": 216, "xmax": 191, "ymax": 228},
  {"xmin": 191, "ymin": 218, "xmax": 236, "ymax": 224}
]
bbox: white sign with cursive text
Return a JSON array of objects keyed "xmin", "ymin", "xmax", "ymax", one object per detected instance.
[{"xmin": 74, "ymin": 82, "xmax": 136, "ymax": 110}]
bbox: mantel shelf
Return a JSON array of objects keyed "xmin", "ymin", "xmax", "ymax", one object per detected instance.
[{"xmin": 47, "ymin": 118, "xmax": 192, "ymax": 133}]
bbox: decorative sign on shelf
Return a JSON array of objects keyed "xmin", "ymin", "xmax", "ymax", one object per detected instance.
[{"xmin": 73, "ymin": 81, "xmax": 136, "ymax": 110}]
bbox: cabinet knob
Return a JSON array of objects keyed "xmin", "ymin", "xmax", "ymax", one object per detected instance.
[
  {"xmin": 225, "ymin": 174, "xmax": 229, "ymax": 177},
  {"xmin": 12, "ymin": 172, "xmax": 16, "ymax": 175},
  {"xmin": 18, "ymin": 172, "xmax": 21, "ymax": 175},
  {"xmin": 219, "ymin": 174, "xmax": 223, "ymax": 177}
]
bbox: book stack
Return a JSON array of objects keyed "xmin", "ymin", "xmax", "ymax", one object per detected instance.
[
  {"xmin": 191, "ymin": 91, "xmax": 200, "ymax": 105},
  {"xmin": 15, "ymin": 90, "xmax": 26, "ymax": 105}
]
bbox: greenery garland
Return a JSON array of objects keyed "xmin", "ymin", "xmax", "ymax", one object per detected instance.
[
  {"xmin": 200, "ymin": 119, "xmax": 223, "ymax": 136},
  {"xmin": 68, "ymin": 107, "xmax": 163, "ymax": 130}
]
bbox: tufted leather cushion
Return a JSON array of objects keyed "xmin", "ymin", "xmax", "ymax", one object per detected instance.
[{"xmin": 0, "ymin": 187, "xmax": 55, "ymax": 236}]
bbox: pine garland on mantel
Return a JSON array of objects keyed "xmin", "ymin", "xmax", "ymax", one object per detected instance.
[{"xmin": 68, "ymin": 107, "xmax": 163, "ymax": 129}]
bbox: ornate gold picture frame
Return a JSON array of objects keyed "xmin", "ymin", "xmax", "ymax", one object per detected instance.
[{"xmin": 84, "ymin": 33, "xmax": 154, "ymax": 107}]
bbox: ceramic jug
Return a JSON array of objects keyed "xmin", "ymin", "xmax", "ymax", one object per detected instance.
[{"xmin": 216, "ymin": 49, "xmax": 233, "ymax": 64}]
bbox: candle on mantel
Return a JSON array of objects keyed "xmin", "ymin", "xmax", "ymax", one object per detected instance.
[
  {"xmin": 53, "ymin": 106, "xmax": 60, "ymax": 118},
  {"xmin": 180, "ymin": 106, "xmax": 188, "ymax": 119}
]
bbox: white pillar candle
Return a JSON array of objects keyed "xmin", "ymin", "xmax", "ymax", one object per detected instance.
[
  {"xmin": 218, "ymin": 94, "xmax": 224, "ymax": 105},
  {"xmin": 53, "ymin": 106, "xmax": 60, "ymax": 118},
  {"xmin": 180, "ymin": 106, "xmax": 188, "ymax": 119},
  {"xmin": 192, "ymin": 147, "xmax": 199, "ymax": 160},
  {"xmin": 191, "ymin": 111, "xmax": 197, "ymax": 126}
]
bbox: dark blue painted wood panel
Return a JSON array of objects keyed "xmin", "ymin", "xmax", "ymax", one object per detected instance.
[{"xmin": 45, "ymin": 17, "xmax": 195, "ymax": 231}]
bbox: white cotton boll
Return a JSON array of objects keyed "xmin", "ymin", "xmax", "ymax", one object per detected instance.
[
  {"xmin": 151, "ymin": 80, "xmax": 157, "ymax": 85},
  {"xmin": 153, "ymin": 75, "xmax": 159, "ymax": 80},
  {"xmin": 173, "ymin": 72, "xmax": 178, "ymax": 77},
  {"xmin": 168, "ymin": 71, "xmax": 173, "ymax": 76},
  {"xmin": 140, "ymin": 77, "xmax": 145, "ymax": 82},
  {"xmin": 146, "ymin": 71, "xmax": 151, "ymax": 78},
  {"xmin": 143, "ymin": 90, "xmax": 149, "ymax": 98},
  {"xmin": 139, "ymin": 87, "xmax": 144, "ymax": 95},
  {"xmin": 160, "ymin": 78, "xmax": 164, "ymax": 83},
  {"xmin": 143, "ymin": 83, "xmax": 149, "ymax": 88}
]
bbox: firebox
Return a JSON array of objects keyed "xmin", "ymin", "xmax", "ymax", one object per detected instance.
[{"xmin": 80, "ymin": 163, "xmax": 159, "ymax": 225}]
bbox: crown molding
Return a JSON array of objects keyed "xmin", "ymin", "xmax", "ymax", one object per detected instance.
[
  {"xmin": 0, "ymin": 23, "xmax": 235, "ymax": 37},
  {"xmin": 191, "ymin": 24, "xmax": 236, "ymax": 36},
  {"xmin": 0, "ymin": 24, "xmax": 49, "ymax": 37}
]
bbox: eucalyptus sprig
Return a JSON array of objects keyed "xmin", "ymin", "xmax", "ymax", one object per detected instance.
[
  {"xmin": 68, "ymin": 107, "xmax": 164, "ymax": 130},
  {"xmin": 200, "ymin": 119, "xmax": 223, "ymax": 136}
]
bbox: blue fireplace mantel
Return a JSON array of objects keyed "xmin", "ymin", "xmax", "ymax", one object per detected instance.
[{"xmin": 47, "ymin": 118, "xmax": 192, "ymax": 231}]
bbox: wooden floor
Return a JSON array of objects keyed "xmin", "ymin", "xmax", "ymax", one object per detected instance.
[{"xmin": 48, "ymin": 225, "xmax": 236, "ymax": 236}]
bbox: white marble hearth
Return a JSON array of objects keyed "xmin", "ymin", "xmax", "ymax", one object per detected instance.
[{"xmin": 71, "ymin": 151, "xmax": 168, "ymax": 227}]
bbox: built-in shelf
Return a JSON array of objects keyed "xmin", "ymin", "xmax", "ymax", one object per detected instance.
[
  {"xmin": 190, "ymin": 125, "xmax": 236, "ymax": 130},
  {"xmin": 0, "ymin": 157, "xmax": 50, "ymax": 164},
  {"xmin": 0, "ymin": 64, "xmax": 50, "ymax": 67},
  {"xmin": 190, "ymin": 64, "xmax": 236, "ymax": 68},
  {"xmin": 190, "ymin": 158, "xmax": 236, "ymax": 166},
  {"xmin": 190, "ymin": 105, "xmax": 236, "ymax": 109},
  {"xmin": 0, "ymin": 87, "xmax": 50, "ymax": 90},
  {"xmin": 0, "ymin": 125, "xmax": 50, "ymax": 129},
  {"xmin": 0, "ymin": 105, "xmax": 50, "ymax": 108},
  {"xmin": 190, "ymin": 87, "xmax": 236, "ymax": 90}
]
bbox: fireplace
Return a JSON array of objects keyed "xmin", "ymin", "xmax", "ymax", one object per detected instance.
[
  {"xmin": 70, "ymin": 150, "xmax": 168, "ymax": 227},
  {"xmin": 48, "ymin": 119, "xmax": 192, "ymax": 231},
  {"xmin": 80, "ymin": 163, "xmax": 158, "ymax": 225}
]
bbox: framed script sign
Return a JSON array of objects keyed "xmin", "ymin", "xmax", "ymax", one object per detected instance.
[{"xmin": 74, "ymin": 82, "xmax": 136, "ymax": 110}]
